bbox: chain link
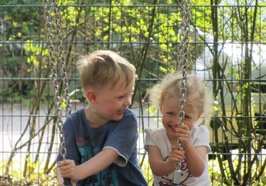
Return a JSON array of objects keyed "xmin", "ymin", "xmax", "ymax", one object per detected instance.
[
  {"xmin": 173, "ymin": 0, "xmax": 191, "ymax": 185},
  {"xmin": 44, "ymin": 0, "xmax": 70, "ymax": 160},
  {"xmin": 178, "ymin": 0, "xmax": 191, "ymax": 125}
]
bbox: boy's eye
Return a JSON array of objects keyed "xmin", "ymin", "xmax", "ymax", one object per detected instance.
[{"xmin": 118, "ymin": 93, "xmax": 132, "ymax": 99}]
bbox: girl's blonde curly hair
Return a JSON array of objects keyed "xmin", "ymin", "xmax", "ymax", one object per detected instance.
[{"xmin": 148, "ymin": 72, "xmax": 213, "ymax": 121}]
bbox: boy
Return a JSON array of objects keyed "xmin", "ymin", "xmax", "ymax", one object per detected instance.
[{"xmin": 57, "ymin": 50, "xmax": 147, "ymax": 186}]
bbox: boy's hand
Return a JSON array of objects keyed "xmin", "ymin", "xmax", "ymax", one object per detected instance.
[{"xmin": 59, "ymin": 160, "xmax": 77, "ymax": 180}]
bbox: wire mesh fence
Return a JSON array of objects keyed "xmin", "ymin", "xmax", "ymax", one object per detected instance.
[{"xmin": 0, "ymin": 1, "xmax": 265, "ymax": 185}]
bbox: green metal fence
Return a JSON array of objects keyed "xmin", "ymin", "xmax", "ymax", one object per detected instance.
[{"xmin": 0, "ymin": 1, "xmax": 265, "ymax": 185}]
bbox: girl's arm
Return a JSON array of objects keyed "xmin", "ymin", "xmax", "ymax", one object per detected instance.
[
  {"xmin": 59, "ymin": 148, "xmax": 118, "ymax": 181},
  {"xmin": 176, "ymin": 125, "xmax": 208, "ymax": 177},
  {"xmin": 147, "ymin": 145, "xmax": 184, "ymax": 176},
  {"xmin": 183, "ymin": 143, "xmax": 208, "ymax": 177}
]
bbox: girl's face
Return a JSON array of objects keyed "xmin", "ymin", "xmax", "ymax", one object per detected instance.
[
  {"xmin": 160, "ymin": 95, "xmax": 198, "ymax": 136},
  {"xmin": 86, "ymin": 76, "xmax": 135, "ymax": 126}
]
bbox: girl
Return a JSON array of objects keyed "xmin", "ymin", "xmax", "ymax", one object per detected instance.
[{"xmin": 144, "ymin": 72, "xmax": 213, "ymax": 186}]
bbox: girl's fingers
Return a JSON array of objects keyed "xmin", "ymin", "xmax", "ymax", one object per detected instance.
[{"xmin": 171, "ymin": 144, "xmax": 179, "ymax": 150}]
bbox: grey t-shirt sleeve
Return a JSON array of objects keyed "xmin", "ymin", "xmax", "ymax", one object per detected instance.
[{"xmin": 103, "ymin": 110, "xmax": 138, "ymax": 167}]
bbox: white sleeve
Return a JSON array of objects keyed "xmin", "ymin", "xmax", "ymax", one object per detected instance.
[{"xmin": 191, "ymin": 125, "xmax": 211, "ymax": 152}]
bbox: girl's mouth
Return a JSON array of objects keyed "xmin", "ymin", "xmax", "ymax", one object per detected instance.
[{"xmin": 169, "ymin": 125, "xmax": 177, "ymax": 132}]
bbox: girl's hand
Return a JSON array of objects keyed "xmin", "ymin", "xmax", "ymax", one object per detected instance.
[
  {"xmin": 167, "ymin": 145, "xmax": 185, "ymax": 163},
  {"xmin": 175, "ymin": 124, "xmax": 190, "ymax": 147},
  {"xmin": 58, "ymin": 160, "xmax": 77, "ymax": 180}
]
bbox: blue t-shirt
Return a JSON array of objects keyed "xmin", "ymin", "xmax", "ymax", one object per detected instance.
[{"xmin": 57, "ymin": 107, "xmax": 147, "ymax": 186}]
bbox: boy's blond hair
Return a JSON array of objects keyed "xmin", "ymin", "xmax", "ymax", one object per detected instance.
[
  {"xmin": 148, "ymin": 72, "xmax": 213, "ymax": 119},
  {"xmin": 77, "ymin": 50, "xmax": 136, "ymax": 92}
]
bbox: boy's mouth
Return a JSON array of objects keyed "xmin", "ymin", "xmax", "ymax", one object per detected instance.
[{"xmin": 117, "ymin": 109, "xmax": 125, "ymax": 115}]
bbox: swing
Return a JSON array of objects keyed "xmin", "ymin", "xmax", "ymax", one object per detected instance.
[
  {"xmin": 173, "ymin": 0, "xmax": 191, "ymax": 185},
  {"xmin": 44, "ymin": 0, "xmax": 70, "ymax": 158},
  {"xmin": 44, "ymin": 0, "xmax": 71, "ymax": 184},
  {"xmin": 44, "ymin": 0, "xmax": 71, "ymax": 185}
]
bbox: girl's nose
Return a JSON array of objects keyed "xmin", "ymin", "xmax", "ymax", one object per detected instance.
[{"xmin": 173, "ymin": 117, "xmax": 182, "ymax": 126}]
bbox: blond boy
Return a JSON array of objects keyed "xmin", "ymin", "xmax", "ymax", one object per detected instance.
[{"xmin": 57, "ymin": 50, "xmax": 147, "ymax": 186}]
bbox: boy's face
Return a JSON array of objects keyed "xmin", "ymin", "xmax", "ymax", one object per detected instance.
[
  {"xmin": 160, "ymin": 96, "xmax": 198, "ymax": 136},
  {"xmin": 87, "ymin": 76, "xmax": 135, "ymax": 124}
]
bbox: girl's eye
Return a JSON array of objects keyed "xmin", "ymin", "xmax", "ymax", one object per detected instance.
[
  {"xmin": 185, "ymin": 115, "xmax": 192, "ymax": 120},
  {"xmin": 166, "ymin": 112, "xmax": 175, "ymax": 116}
]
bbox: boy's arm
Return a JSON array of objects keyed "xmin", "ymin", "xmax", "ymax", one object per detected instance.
[
  {"xmin": 57, "ymin": 165, "xmax": 77, "ymax": 186},
  {"xmin": 60, "ymin": 148, "xmax": 118, "ymax": 181}
]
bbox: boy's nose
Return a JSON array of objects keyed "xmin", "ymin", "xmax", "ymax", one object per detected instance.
[{"xmin": 125, "ymin": 96, "xmax": 132, "ymax": 106}]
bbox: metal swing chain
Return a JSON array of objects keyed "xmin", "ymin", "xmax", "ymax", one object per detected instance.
[
  {"xmin": 44, "ymin": 0, "xmax": 71, "ymax": 160},
  {"xmin": 173, "ymin": 0, "xmax": 191, "ymax": 185}
]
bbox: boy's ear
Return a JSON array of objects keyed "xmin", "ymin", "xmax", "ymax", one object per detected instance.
[{"xmin": 86, "ymin": 89, "xmax": 96, "ymax": 104}]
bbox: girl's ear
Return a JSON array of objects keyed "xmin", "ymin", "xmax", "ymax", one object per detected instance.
[{"xmin": 86, "ymin": 89, "xmax": 96, "ymax": 104}]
